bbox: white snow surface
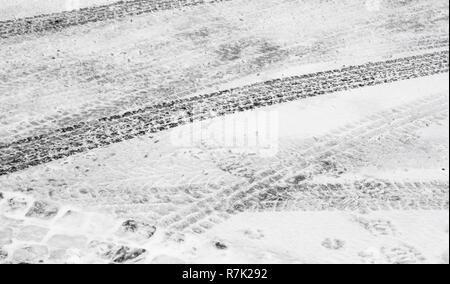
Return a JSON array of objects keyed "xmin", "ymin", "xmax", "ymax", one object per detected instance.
[{"xmin": 0, "ymin": 0, "xmax": 448, "ymax": 264}]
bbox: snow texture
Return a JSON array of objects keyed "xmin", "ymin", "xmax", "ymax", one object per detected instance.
[{"xmin": 0, "ymin": 0, "xmax": 448, "ymax": 264}]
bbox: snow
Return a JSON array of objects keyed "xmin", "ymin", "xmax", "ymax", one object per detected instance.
[
  {"xmin": 183, "ymin": 210, "xmax": 449, "ymax": 264},
  {"xmin": 0, "ymin": 0, "xmax": 448, "ymax": 264},
  {"xmin": 1, "ymin": 69, "xmax": 448, "ymax": 263}
]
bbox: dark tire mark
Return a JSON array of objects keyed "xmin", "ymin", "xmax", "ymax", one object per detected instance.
[
  {"xmin": 0, "ymin": 0, "xmax": 231, "ymax": 39},
  {"xmin": 0, "ymin": 50, "xmax": 448, "ymax": 176}
]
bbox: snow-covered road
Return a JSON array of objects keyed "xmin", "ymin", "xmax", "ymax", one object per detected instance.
[{"xmin": 0, "ymin": 0, "xmax": 448, "ymax": 264}]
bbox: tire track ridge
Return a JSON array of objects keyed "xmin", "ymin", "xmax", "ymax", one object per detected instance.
[
  {"xmin": 3, "ymin": 41, "xmax": 447, "ymax": 145},
  {"xmin": 0, "ymin": 0, "xmax": 231, "ymax": 39},
  {"xmin": 161, "ymin": 95, "xmax": 448, "ymax": 234},
  {"xmin": 0, "ymin": 51, "xmax": 448, "ymax": 176},
  {"xmin": 247, "ymin": 180, "xmax": 449, "ymax": 213}
]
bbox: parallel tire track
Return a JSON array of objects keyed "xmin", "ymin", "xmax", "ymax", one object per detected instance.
[
  {"xmin": 1, "ymin": 0, "xmax": 447, "ymax": 143},
  {"xmin": 3, "ymin": 40, "xmax": 447, "ymax": 145},
  {"xmin": 188, "ymin": 180, "xmax": 449, "ymax": 234},
  {"xmin": 186, "ymin": 180, "xmax": 449, "ymax": 234},
  {"xmin": 251, "ymin": 180, "xmax": 449, "ymax": 213},
  {"xmin": 161, "ymin": 93, "xmax": 449, "ymax": 235},
  {"xmin": 0, "ymin": 50, "xmax": 448, "ymax": 177},
  {"xmin": 207, "ymin": 95, "xmax": 449, "ymax": 181},
  {"xmin": 0, "ymin": 0, "xmax": 230, "ymax": 39}
]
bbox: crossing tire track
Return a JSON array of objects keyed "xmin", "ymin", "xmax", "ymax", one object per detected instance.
[
  {"xmin": 1, "ymin": 0, "xmax": 447, "ymax": 142},
  {"xmin": 208, "ymin": 94, "xmax": 448, "ymax": 181},
  {"xmin": 0, "ymin": 51, "xmax": 448, "ymax": 177},
  {"xmin": 162, "ymin": 93, "xmax": 449, "ymax": 235}
]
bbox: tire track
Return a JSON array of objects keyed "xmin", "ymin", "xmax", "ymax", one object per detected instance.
[
  {"xmin": 0, "ymin": 0, "xmax": 231, "ymax": 39},
  {"xmin": 1, "ymin": 0, "xmax": 447, "ymax": 142},
  {"xmin": 264, "ymin": 180, "xmax": 449, "ymax": 212},
  {"xmin": 162, "ymin": 93, "xmax": 449, "ymax": 235},
  {"xmin": 0, "ymin": 50, "xmax": 448, "ymax": 177},
  {"xmin": 1, "ymin": 0, "xmax": 439, "ymax": 88},
  {"xmin": 188, "ymin": 180, "xmax": 449, "ymax": 234},
  {"xmin": 3, "ymin": 38, "xmax": 447, "ymax": 145},
  {"xmin": 209, "ymin": 94, "xmax": 449, "ymax": 181}
]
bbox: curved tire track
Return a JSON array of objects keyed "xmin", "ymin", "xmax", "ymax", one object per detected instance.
[
  {"xmin": 0, "ymin": 0, "xmax": 230, "ymax": 39},
  {"xmin": 0, "ymin": 50, "xmax": 448, "ymax": 176},
  {"xmin": 1, "ymin": 0, "xmax": 447, "ymax": 142},
  {"xmin": 162, "ymin": 93, "xmax": 449, "ymax": 235}
]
